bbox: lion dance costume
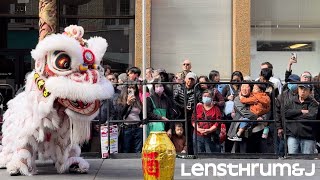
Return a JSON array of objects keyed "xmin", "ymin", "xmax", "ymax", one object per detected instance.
[{"xmin": 0, "ymin": 25, "xmax": 114, "ymax": 176}]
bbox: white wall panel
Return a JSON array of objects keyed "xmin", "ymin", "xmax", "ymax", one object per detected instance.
[
  {"xmin": 151, "ymin": 0, "xmax": 232, "ymax": 79},
  {"xmin": 251, "ymin": 0, "xmax": 320, "ymax": 27}
]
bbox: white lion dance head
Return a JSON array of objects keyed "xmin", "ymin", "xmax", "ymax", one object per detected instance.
[{"xmin": 0, "ymin": 25, "xmax": 114, "ymax": 176}]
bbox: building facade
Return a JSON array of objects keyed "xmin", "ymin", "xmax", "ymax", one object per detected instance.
[{"xmin": 1, "ymin": 0, "xmax": 319, "ymax": 98}]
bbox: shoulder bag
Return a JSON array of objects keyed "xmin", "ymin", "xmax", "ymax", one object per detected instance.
[{"xmin": 147, "ymin": 97, "xmax": 167, "ymax": 136}]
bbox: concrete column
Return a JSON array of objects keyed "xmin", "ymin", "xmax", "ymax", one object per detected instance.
[
  {"xmin": 232, "ymin": 0, "xmax": 251, "ymax": 76},
  {"xmin": 134, "ymin": 0, "xmax": 151, "ymax": 69},
  {"xmin": 39, "ymin": 0, "xmax": 57, "ymax": 41}
]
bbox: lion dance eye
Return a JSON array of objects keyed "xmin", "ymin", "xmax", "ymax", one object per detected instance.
[
  {"xmin": 54, "ymin": 52, "xmax": 71, "ymax": 70},
  {"xmin": 83, "ymin": 49, "xmax": 95, "ymax": 65}
]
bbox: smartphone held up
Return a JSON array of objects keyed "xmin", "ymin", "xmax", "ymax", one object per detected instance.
[
  {"xmin": 128, "ymin": 89, "xmax": 134, "ymax": 96},
  {"xmin": 291, "ymin": 52, "xmax": 297, "ymax": 63}
]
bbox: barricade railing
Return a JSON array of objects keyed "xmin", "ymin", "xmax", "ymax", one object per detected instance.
[
  {"xmin": 3, "ymin": 80, "xmax": 319, "ymax": 160},
  {"xmin": 0, "ymin": 84, "xmax": 15, "ymax": 98},
  {"xmin": 0, "ymin": 83, "xmax": 15, "ymax": 120},
  {"xmin": 0, "ymin": 84, "xmax": 15, "ymax": 143},
  {"xmin": 100, "ymin": 81, "xmax": 190, "ymax": 158},
  {"xmin": 193, "ymin": 81, "xmax": 278, "ymax": 158},
  {"xmin": 281, "ymin": 81, "xmax": 320, "ymax": 159}
]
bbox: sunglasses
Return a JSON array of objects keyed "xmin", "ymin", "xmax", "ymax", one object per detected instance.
[
  {"xmin": 183, "ymin": 64, "xmax": 190, "ymax": 66},
  {"xmin": 302, "ymin": 75, "xmax": 311, "ymax": 79}
]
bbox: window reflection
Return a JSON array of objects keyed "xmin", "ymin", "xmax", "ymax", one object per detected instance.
[{"xmin": 60, "ymin": 0, "xmax": 135, "ymax": 17}]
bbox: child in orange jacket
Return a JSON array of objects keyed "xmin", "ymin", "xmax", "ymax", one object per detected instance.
[
  {"xmin": 240, "ymin": 84, "xmax": 271, "ymax": 116},
  {"xmin": 228, "ymin": 84, "xmax": 271, "ymax": 141}
]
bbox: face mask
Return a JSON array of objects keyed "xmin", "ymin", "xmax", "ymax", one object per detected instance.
[
  {"xmin": 202, "ymin": 97, "xmax": 212, "ymax": 104},
  {"xmin": 287, "ymin": 83, "xmax": 298, "ymax": 91},
  {"xmin": 155, "ymin": 86, "xmax": 164, "ymax": 94}
]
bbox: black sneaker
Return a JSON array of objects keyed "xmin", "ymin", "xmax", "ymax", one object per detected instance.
[
  {"xmin": 69, "ymin": 164, "xmax": 87, "ymax": 174},
  {"xmin": 9, "ymin": 170, "xmax": 21, "ymax": 176}
]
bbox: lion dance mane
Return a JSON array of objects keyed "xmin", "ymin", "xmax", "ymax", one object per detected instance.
[{"xmin": 0, "ymin": 25, "xmax": 114, "ymax": 176}]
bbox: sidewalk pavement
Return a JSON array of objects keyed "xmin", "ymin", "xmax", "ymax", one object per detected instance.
[{"xmin": 0, "ymin": 158, "xmax": 319, "ymax": 180}]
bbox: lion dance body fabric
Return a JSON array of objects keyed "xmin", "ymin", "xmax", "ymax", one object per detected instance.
[{"xmin": 0, "ymin": 25, "xmax": 114, "ymax": 176}]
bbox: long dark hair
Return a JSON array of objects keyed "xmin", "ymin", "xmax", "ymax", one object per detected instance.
[
  {"xmin": 198, "ymin": 75, "xmax": 209, "ymax": 82},
  {"xmin": 152, "ymin": 78, "xmax": 171, "ymax": 97},
  {"xmin": 208, "ymin": 70, "xmax": 220, "ymax": 82},
  {"xmin": 117, "ymin": 81, "xmax": 142, "ymax": 109},
  {"xmin": 230, "ymin": 71, "xmax": 244, "ymax": 82},
  {"xmin": 198, "ymin": 75, "xmax": 210, "ymax": 90}
]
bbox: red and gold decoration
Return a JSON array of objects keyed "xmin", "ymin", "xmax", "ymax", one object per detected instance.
[
  {"xmin": 142, "ymin": 132, "xmax": 176, "ymax": 180},
  {"xmin": 39, "ymin": 0, "xmax": 57, "ymax": 41}
]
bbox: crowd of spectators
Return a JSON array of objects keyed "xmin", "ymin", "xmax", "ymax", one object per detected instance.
[{"xmin": 89, "ymin": 56, "xmax": 320, "ymax": 156}]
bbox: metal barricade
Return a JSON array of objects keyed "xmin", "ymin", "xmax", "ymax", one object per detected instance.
[
  {"xmin": 193, "ymin": 81, "xmax": 278, "ymax": 159},
  {"xmin": 0, "ymin": 84, "xmax": 15, "ymax": 144},
  {"xmin": 101, "ymin": 81, "xmax": 190, "ymax": 158},
  {"xmin": 281, "ymin": 81, "xmax": 320, "ymax": 159}
]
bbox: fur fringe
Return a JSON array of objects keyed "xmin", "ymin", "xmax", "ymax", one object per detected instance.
[
  {"xmin": 45, "ymin": 75, "xmax": 114, "ymax": 102},
  {"xmin": 57, "ymin": 157, "xmax": 89, "ymax": 174}
]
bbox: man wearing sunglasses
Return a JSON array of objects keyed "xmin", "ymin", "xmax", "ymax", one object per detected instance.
[
  {"xmin": 300, "ymin": 72, "xmax": 312, "ymax": 82},
  {"xmin": 179, "ymin": 59, "xmax": 192, "ymax": 79}
]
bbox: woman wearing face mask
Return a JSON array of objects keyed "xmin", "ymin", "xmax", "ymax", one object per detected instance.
[
  {"xmin": 198, "ymin": 75, "xmax": 225, "ymax": 110},
  {"xmin": 147, "ymin": 79, "xmax": 178, "ymax": 137},
  {"xmin": 192, "ymin": 90, "xmax": 222, "ymax": 153}
]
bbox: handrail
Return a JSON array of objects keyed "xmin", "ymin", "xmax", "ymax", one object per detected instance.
[{"xmin": 102, "ymin": 81, "xmax": 190, "ymax": 157}]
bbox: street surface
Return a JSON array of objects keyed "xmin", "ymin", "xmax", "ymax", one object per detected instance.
[{"xmin": 0, "ymin": 158, "xmax": 319, "ymax": 179}]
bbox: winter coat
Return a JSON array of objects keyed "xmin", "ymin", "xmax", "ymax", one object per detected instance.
[
  {"xmin": 275, "ymin": 89, "xmax": 297, "ymax": 129},
  {"xmin": 147, "ymin": 93, "xmax": 177, "ymax": 121},
  {"xmin": 227, "ymin": 96, "xmax": 257, "ymax": 138},
  {"xmin": 173, "ymin": 85, "xmax": 201, "ymax": 119},
  {"xmin": 240, "ymin": 92, "xmax": 271, "ymax": 116},
  {"xmin": 284, "ymin": 95, "xmax": 318, "ymax": 140}
]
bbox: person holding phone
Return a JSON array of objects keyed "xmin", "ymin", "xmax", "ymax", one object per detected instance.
[
  {"xmin": 285, "ymin": 53, "xmax": 313, "ymax": 82},
  {"xmin": 115, "ymin": 81, "xmax": 143, "ymax": 153},
  {"xmin": 285, "ymin": 53, "xmax": 298, "ymax": 83}
]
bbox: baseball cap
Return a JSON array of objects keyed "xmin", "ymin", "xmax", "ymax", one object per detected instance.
[
  {"xmin": 157, "ymin": 68, "xmax": 166, "ymax": 73},
  {"xmin": 185, "ymin": 72, "xmax": 197, "ymax": 80},
  {"xmin": 288, "ymin": 74, "xmax": 300, "ymax": 82},
  {"xmin": 298, "ymin": 84, "xmax": 313, "ymax": 90},
  {"xmin": 118, "ymin": 73, "xmax": 128, "ymax": 82}
]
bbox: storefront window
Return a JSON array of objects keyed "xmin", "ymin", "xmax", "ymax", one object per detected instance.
[
  {"xmin": 59, "ymin": 0, "xmax": 136, "ymax": 71},
  {"xmin": 0, "ymin": 0, "xmax": 135, "ymax": 111},
  {"xmin": 60, "ymin": 0, "xmax": 135, "ymax": 17},
  {"xmin": 0, "ymin": 0, "xmax": 135, "ymax": 89},
  {"xmin": 0, "ymin": 17, "xmax": 37, "ymax": 104}
]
